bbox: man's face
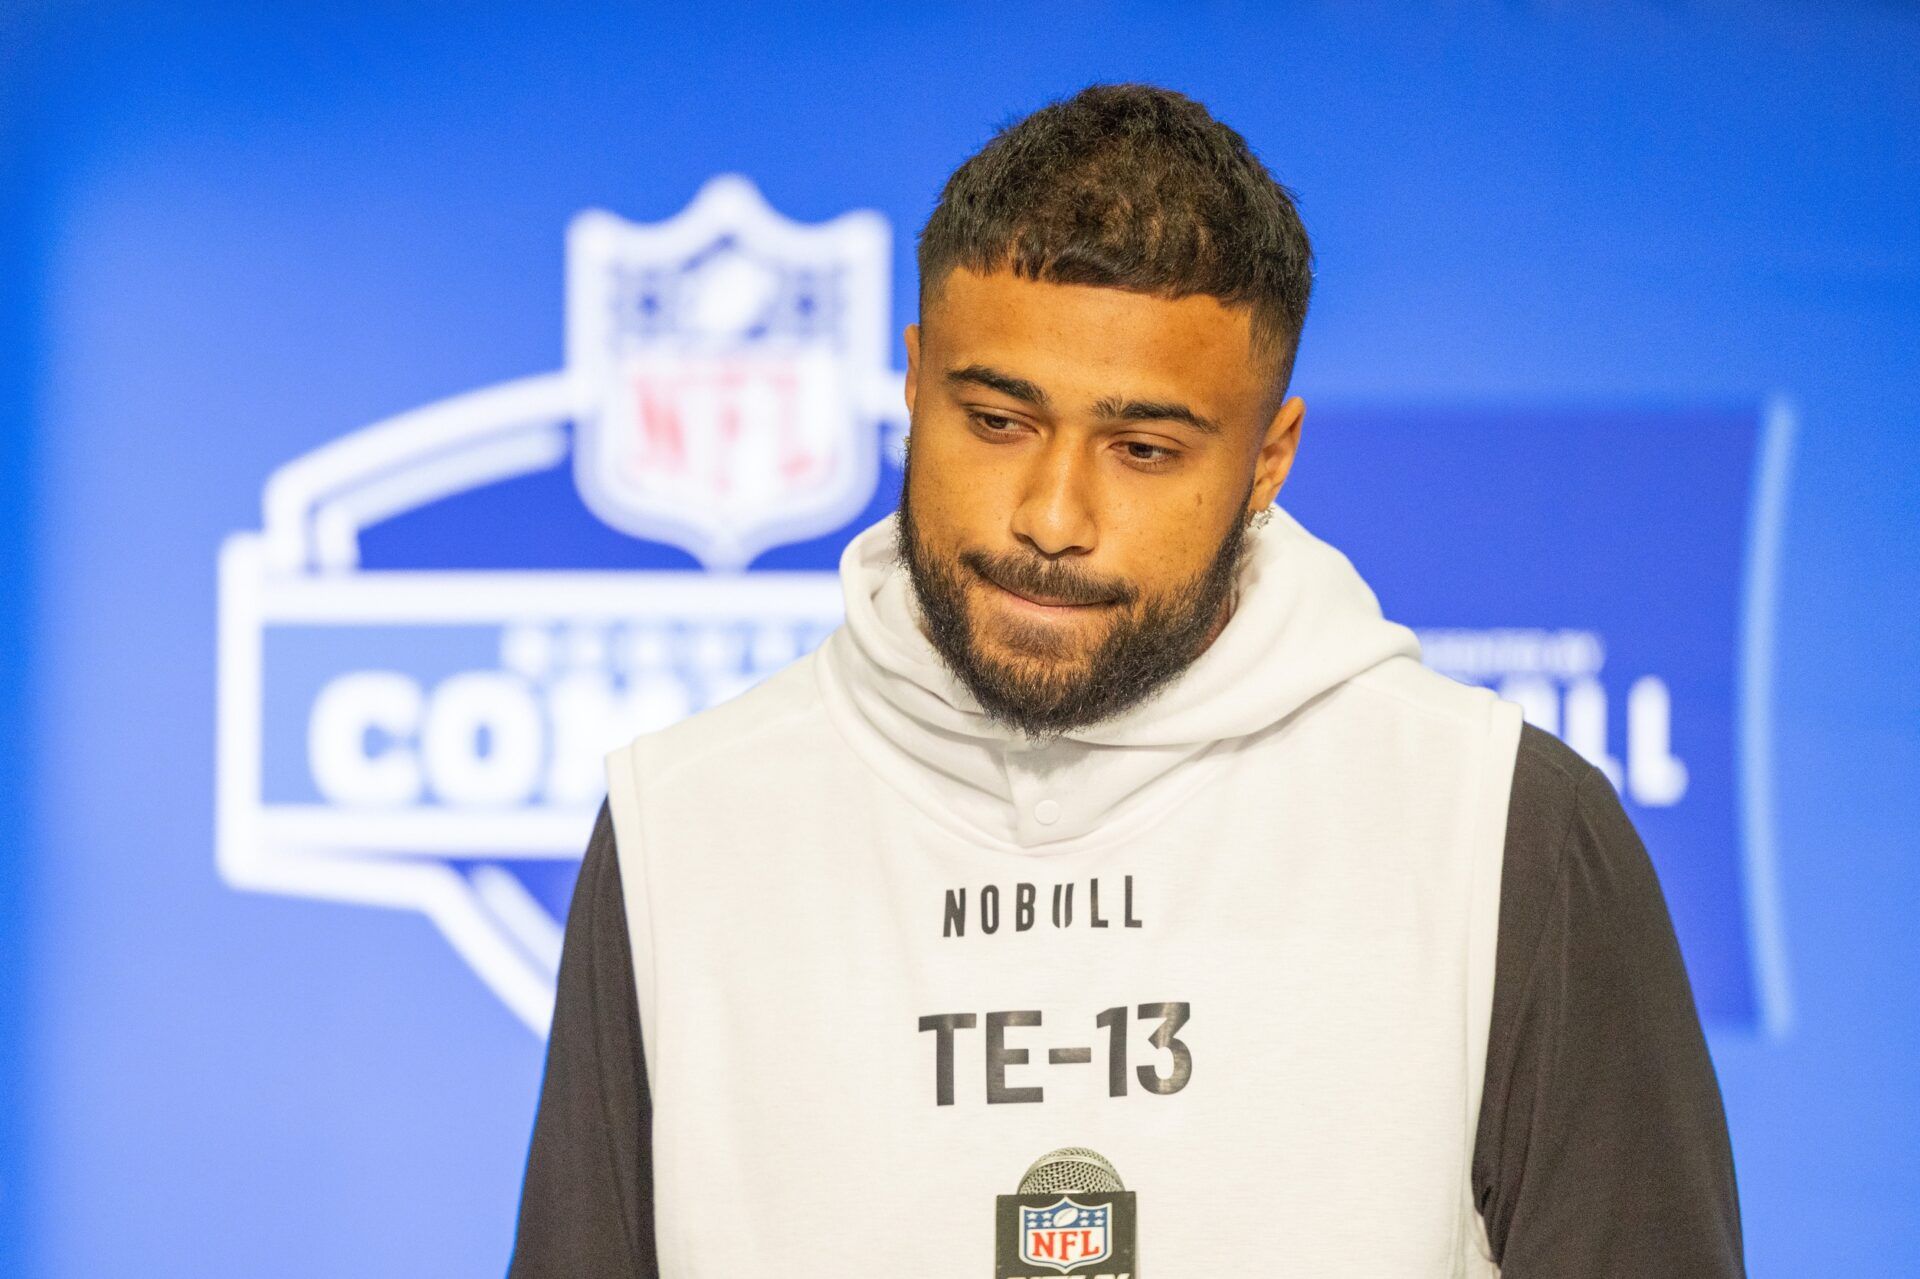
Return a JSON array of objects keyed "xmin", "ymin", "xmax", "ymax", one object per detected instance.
[{"xmin": 896, "ymin": 267, "xmax": 1303, "ymax": 738}]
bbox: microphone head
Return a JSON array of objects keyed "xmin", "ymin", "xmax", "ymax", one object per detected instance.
[{"xmin": 1017, "ymin": 1147, "xmax": 1125, "ymax": 1195}]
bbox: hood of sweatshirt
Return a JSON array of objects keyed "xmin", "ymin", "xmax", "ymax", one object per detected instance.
[{"xmin": 815, "ymin": 506, "xmax": 1420, "ymax": 852}]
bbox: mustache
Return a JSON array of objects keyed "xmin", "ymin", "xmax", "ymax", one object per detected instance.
[{"xmin": 959, "ymin": 547, "xmax": 1139, "ymax": 607}]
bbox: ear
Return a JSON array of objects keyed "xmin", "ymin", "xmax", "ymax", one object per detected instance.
[
  {"xmin": 903, "ymin": 323, "xmax": 921, "ymax": 416},
  {"xmin": 1252, "ymin": 396, "xmax": 1305, "ymax": 508}
]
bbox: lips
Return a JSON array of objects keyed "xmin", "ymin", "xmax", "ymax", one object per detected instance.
[
  {"xmin": 1005, "ymin": 586, "xmax": 1096, "ymax": 607},
  {"xmin": 987, "ymin": 577, "xmax": 1111, "ymax": 610},
  {"xmin": 962, "ymin": 551, "xmax": 1123, "ymax": 615}
]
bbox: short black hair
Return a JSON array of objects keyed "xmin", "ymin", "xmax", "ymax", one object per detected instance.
[{"xmin": 917, "ymin": 83, "xmax": 1315, "ymax": 393}]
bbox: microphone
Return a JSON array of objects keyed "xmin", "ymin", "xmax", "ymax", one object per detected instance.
[{"xmin": 995, "ymin": 1147, "xmax": 1139, "ymax": 1277}]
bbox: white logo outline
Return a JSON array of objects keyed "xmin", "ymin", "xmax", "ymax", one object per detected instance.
[{"xmin": 216, "ymin": 177, "xmax": 903, "ymax": 1032}]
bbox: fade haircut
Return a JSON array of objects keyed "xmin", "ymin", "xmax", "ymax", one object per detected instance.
[{"xmin": 917, "ymin": 83, "xmax": 1316, "ymax": 394}]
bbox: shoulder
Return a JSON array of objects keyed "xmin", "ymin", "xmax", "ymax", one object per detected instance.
[
  {"xmin": 1490, "ymin": 724, "xmax": 1685, "ymax": 1082},
  {"xmin": 1507, "ymin": 722, "xmax": 1602, "ymax": 845},
  {"xmin": 599, "ymin": 651, "xmax": 837, "ymax": 948},
  {"xmin": 1318, "ymin": 658, "xmax": 1525, "ymax": 785},
  {"xmin": 1502, "ymin": 723, "xmax": 1655, "ymax": 914},
  {"xmin": 1346, "ymin": 654, "xmax": 1512, "ymax": 732},
  {"xmin": 1495, "ymin": 725, "xmax": 1594, "ymax": 947},
  {"xmin": 608, "ymin": 648, "xmax": 832, "ymax": 794}
]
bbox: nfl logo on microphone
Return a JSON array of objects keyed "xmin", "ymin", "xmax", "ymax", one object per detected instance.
[
  {"xmin": 1023, "ymin": 1199, "xmax": 1112, "ymax": 1272},
  {"xmin": 996, "ymin": 1190, "xmax": 1138, "ymax": 1277}
]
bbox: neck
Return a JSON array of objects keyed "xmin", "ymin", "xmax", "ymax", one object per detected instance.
[{"xmin": 1199, "ymin": 586, "xmax": 1238, "ymax": 651}]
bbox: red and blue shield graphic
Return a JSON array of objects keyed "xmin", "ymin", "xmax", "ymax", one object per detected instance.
[{"xmin": 1019, "ymin": 1198, "xmax": 1112, "ymax": 1273}]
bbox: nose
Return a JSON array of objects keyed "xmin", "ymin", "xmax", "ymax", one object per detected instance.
[{"xmin": 1008, "ymin": 434, "xmax": 1097, "ymax": 559}]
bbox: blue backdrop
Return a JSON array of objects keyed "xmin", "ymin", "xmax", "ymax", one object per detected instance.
[{"xmin": 3, "ymin": 3, "xmax": 1917, "ymax": 1276}]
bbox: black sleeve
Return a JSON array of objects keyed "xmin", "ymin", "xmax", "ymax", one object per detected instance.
[
  {"xmin": 1473, "ymin": 724, "xmax": 1745, "ymax": 1276},
  {"xmin": 508, "ymin": 800, "xmax": 660, "ymax": 1279}
]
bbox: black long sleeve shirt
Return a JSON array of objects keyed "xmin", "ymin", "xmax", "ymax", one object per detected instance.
[{"xmin": 508, "ymin": 724, "xmax": 1744, "ymax": 1277}]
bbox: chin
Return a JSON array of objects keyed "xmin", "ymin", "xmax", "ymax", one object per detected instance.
[{"xmin": 973, "ymin": 617, "xmax": 1099, "ymax": 669}]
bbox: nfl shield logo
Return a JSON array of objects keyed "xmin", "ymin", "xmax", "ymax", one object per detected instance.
[
  {"xmin": 1020, "ymin": 1198, "xmax": 1113, "ymax": 1273},
  {"xmin": 567, "ymin": 175, "xmax": 894, "ymax": 569}
]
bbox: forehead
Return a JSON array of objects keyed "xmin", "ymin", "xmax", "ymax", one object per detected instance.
[{"xmin": 921, "ymin": 267, "xmax": 1270, "ymax": 420}]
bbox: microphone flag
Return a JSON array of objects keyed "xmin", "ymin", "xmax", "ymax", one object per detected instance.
[{"xmin": 995, "ymin": 1147, "xmax": 1139, "ymax": 1277}]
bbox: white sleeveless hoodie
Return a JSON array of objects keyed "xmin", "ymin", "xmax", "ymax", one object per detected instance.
[{"xmin": 605, "ymin": 507, "xmax": 1521, "ymax": 1277}]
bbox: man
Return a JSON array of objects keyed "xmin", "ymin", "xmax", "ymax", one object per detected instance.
[{"xmin": 510, "ymin": 84, "xmax": 1743, "ymax": 1276}]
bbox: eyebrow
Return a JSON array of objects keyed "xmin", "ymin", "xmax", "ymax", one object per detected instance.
[
  {"xmin": 944, "ymin": 364, "xmax": 1222, "ymax": 436},
  {"xmin": 945, "ymin": 364, "xmax": 1050, "ymax": 408},
  {"xmin": 1091, "ymin": 394, "xmax": 1222, "ymax": 436}
]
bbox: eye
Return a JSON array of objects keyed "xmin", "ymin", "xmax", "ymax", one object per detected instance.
[
  {"xmin": 968, "ymin": 411, "xmax": 1027, "ymax": 437},
  {"xmin": 1118, "ymin": 440, "xmax": 1178, "ymax": 469}
]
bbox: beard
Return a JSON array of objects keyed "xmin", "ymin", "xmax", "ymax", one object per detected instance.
[{"xmin": 893, "ymin": 447, "xmax": 1254, "ymax": 740}]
